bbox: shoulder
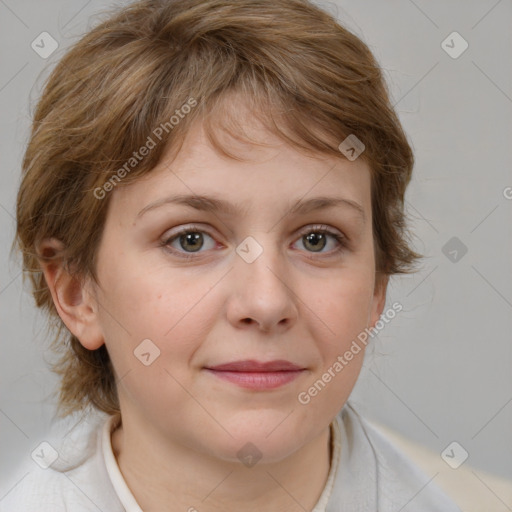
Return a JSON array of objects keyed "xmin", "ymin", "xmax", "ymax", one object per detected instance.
[
  {"xmin": 339, "ymin": 403, "xmax": 462, "ymax": 512},
  {"xmin": 0, "ymin": 469, "xmax": 91, "ymax": 512},
  {"xmin": 0, "ymin": 413, "xmax": 123, "ymax": 512}
]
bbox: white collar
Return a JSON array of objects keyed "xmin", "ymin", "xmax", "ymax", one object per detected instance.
[{"xmin": 101, "ymin": 415, "xmax": 143, "ymax": 511}]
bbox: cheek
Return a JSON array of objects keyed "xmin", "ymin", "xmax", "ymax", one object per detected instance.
[
  {"xmin": 296, "ymin": 275, "xmax": 372, "ymax": 415},
  {"xmin": 310, "ymin": 270, "xmax": 375, "ymax": 341},
  {"xmin": 96, "ymin": 265, "xmax": 218, "ymax": 411},
  {"xmin": 97, "ymin": 259, "xmax": 218, "ymax": 365}
]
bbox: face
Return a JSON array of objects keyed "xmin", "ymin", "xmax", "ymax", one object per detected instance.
[{"xmin": 83, "ymin": 111, "xmax": 387, "ymax": 464}]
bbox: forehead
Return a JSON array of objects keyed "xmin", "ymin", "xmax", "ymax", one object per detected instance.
[{"xmin": 110, "ymin": 107, "xmax": 372, "ymax": 225}]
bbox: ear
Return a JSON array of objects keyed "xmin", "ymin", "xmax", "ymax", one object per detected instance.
[
  {"xmin": 368, "ymin": 273, "xmax": 389, "ymax": 328},
  {"xmin": 37, "ymin": 238, "xmax": 104, "ymax": 350}
]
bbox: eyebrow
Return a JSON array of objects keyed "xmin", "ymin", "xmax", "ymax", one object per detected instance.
[{"xmin": 136, "ymin": 194, "xmax": 366, "ymax": 223}]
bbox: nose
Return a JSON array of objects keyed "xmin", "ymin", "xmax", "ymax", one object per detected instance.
[{"xmin": 225, "ymin": 237, "xmax": 298, "ymax": 333}]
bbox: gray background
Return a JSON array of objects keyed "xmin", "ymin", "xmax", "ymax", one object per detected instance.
[{"xmin": 1, "ymin": 0, "xmax": 511, "ymax": 503}]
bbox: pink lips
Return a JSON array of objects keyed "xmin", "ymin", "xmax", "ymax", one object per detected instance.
[{"xmin": 204, "ymin": 359, "xmax": 306, "ymax": 390}]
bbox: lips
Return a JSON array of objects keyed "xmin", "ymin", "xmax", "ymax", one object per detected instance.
[
  {"xmin": 205, "ymin": 359, "xmax": 304, "ymax": 372},
  {"xmin": 204, "ymin": 360, "xmax": 307, "ymax": 390}
]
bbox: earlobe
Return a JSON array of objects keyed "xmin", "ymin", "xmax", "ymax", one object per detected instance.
[
  {"xmin": 369, "ymin": 274, "xmax": 389, "ymax": 328},
  {"xmin": 38, "ymin": 238, "xmax": 104, "ymax": 351}
]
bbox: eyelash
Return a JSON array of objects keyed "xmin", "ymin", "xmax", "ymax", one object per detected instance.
[{"xmin": 161, "ymin": 224, "xmax": 348, "ymax": 261}]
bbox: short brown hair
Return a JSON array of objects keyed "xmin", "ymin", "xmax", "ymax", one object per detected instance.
[{"xmin": 14, "ymin": 0, "xmax": 421, "ymax": 418}]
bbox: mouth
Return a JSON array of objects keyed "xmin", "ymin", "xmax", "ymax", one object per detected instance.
[{"xmin": 203, "ymin": 360, "xmax": 307, "ymax": 390}]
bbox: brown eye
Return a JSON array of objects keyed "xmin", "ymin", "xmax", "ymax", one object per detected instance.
[
  {"xmin": 293, "ymin": 225, "xmax": 347, "ymax": 257},
  {"xmin": 302, "ymin": 232, "xmax": 328, "ymax": 252},
  {"xmin": 177, "ymin": 232, "xmax": 204, "ymax": 252},
  {"xmin": 162, "ymin": 226, "xmax": 217, "ymax": 259}
]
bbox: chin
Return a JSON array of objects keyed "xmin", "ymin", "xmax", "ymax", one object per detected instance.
[{"xmin": 203, "ymin": 414, "xmax": 313, "ymax": 466}]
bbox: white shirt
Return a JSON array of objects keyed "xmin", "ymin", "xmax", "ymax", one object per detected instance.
[{"xmin": 0, "ymin": 402, "xmax": 461, "ymax": 511}]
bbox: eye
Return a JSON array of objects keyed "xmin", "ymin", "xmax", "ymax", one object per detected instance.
[
  {"xmin": 161, "ymin": 223, "xmax": 347, "ymax": 260},
  {"xmin": 161, "ymin": 225, "xmax": 217, "ymax": 259},
  {"xmin": 292, "ymin": 224, "xmax": 347, "ymax": 257}
]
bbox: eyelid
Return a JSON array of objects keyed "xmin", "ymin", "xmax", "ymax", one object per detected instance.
[
  {"xmin": 163, "ymin": 223, "xmax": 345, "ymax": 241},
  {"xmin": 296, "ymin": 223, "xmax": 344, "ymax": 238}
]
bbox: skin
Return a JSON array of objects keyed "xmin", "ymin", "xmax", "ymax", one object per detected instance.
[{"xmin": 40, "ymin": 106, "xmax": 388, "ymax": 511}]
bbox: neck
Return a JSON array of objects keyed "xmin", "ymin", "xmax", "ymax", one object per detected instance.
[{"xmin": 110, "ymin": 415, "xmax": 333, "ymax": 512}]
